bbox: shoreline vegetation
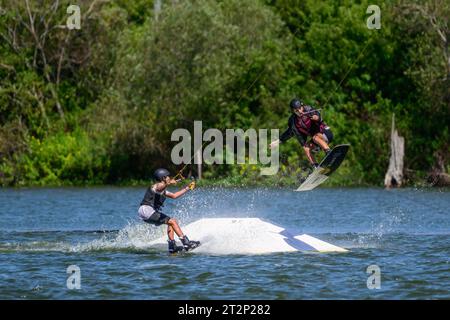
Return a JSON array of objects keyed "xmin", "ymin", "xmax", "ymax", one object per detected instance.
[
  {"xmin": 1, "ymin": 1, "xmax": 448, "ymax": 188},
  {"xmin": 2, "ymin": 173, "xmax": 447, "ymax": 190}
]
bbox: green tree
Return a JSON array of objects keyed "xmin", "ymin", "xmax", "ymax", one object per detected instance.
[{"xmin": 95, "ymin": 0, "xmax": 294, "ymax": 181}]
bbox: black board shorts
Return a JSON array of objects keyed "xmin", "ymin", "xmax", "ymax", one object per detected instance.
[
  {"xmin": 322, "ymin": 127, "xmax": 333, "ymax": 143},
  {"xmin": 139, "ymin": 205, "xmax": 171, "ymax": 226},
  {"xmin": 144, "ymin": 211, "xmax": 171, "ymax": 226}
]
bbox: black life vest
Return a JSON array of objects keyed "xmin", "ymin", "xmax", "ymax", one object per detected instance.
[{"xmin": 140, "ymin": 186, "xmax": 166, "ymax": 210}]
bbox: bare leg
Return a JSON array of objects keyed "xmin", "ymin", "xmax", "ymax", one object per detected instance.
[
  {"xmin": 167, "ymin": 218, "xmax": 184, "ymax": 239},
  {"xmin": 167, "ymin": 224, "xmax": 175, "ymax": 241},
  {"xmin": 303, "ymin": 145, "xmax": 316, "ymax": 165},
  {"xmin": 312, "ymin": 133, "xmax": 330, "ymax": 151}
]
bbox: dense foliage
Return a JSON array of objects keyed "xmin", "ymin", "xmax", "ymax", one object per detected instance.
[{"xmin": 0, "ymin": 0, "xmax": 448, "ymax": 187}]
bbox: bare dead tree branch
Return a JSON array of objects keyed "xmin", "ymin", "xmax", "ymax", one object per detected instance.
[
  {"xmin": 23, "ymin": 0, "xmax": 65, "ymax": 119},
  {"xmin": 404, "ymin": 1, "xmax": 449, "ymax": 79},
  {"xmin": 0, "ymin": 63, "xmax": 15, "ymax": 72}
]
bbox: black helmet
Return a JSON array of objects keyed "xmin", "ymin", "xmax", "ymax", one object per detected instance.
[
  {"xmin": 154, "ymin": 168, "xmax": 170, "ymax": 181},
  {"xmin": 290, "ymin": 98, "xmax": 304, "ymax": 109}
]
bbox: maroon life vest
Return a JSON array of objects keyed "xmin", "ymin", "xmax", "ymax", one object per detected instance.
[
  {"xmin": 294, "ymin": 115, "xmax": 327, "ymax": 136},
  {"xmin": 294, "ymin": 115, "xmax": 313, "ymax": 135}
]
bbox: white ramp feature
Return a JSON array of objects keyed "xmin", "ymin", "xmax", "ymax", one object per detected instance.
[{"xmin": 149, "ymin": 218, "xmax": 348, "ymax": 255}]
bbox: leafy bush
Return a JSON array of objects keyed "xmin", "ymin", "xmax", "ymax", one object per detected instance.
[{"xmin": 14, "ymin": 130, "xmax": 109, "ymax": 186}]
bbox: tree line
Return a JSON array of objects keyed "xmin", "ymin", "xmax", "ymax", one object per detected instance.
[{"xmin": 0, "ymin": 0, "xmax": 448, "ymax": 187}]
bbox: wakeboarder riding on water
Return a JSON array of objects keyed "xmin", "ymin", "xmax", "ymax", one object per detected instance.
[
  {"xmin": 138, "ymin": 168, "xmax": 200, "ymax": 254},
  {"xmin": 270, "ymin": 98, "xmax": 334, "ymax": 171}
]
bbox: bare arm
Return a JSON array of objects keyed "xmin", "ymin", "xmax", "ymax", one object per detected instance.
[
  {"xmin": 166, "ymin": 187, "xmax": 189, "ymax": 199},
  {"xmin": 269, "ymin": 139, "xmax": 280, "ymax": 149},
  {"xmin": 166, "ymin": 181, "xmax": 196, "ymax": 199}
]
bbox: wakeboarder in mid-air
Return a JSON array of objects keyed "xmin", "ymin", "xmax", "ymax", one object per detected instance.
[
  {"xmin": 138, "ymin": 168, "xmax": 200, "ymax": 253},
  {"xmin": 270, "ymin": 98, "xmax": 350, "ymax": 191},
  {"xmin": 270, "ymin": 98, "xmax": 334, "ymax": 169}
]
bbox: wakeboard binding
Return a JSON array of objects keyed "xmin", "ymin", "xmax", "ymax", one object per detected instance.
[
  {"xmin": 168, "ymin": 240, "xmax": 184, "ymax": 254},
  {"xmin": 181, "ymin": 236, "xmax": 200, "ymax": 251}
]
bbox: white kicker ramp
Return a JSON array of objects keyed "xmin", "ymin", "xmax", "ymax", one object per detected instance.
[{"xmin": 149, "ymin": 218, "xmax": 347, "ymax": 254}]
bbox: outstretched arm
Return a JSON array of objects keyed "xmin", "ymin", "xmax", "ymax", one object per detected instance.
[
  {"xmin": 271, "ymin": 116, "xmax": 295, "ymax": 148},
  {"xmin": 279, "ymin": 127, "xmax": 294, "ymax": 143},
  {"xmin": 270, "ymin": 127, "xmax": 292, "ymax": 149},
  {"xmin": 166, "ymin": 181, "xmax": 196, "ymax": 199},
  {"xmin": 269, "ymin": 139, "xmax": 280, "ymax": 149}
]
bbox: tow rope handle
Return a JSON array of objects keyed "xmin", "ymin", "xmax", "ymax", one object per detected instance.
[
  {"xmin": 188, "ymin": 176, "xmax": 196, "ymax": 190},
  {"xmin": 174, "ymin": 172, "xmax": 196, "ymax": 190}
]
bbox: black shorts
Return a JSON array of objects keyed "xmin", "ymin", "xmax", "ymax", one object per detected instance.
[
  {"xmin": 322, "ymin": 127, "xmax": 333, "ymax": 143},
  {"xmin": 298, "ymin": 128, "xmax": 333, "ymax": 148},
  {"xmin": 311, "ymin": 128, "xmax": 333, "ymax": 145},
  {"xmin": 144, "ymin": 211, "xmax": 171, "ymax": 226}
]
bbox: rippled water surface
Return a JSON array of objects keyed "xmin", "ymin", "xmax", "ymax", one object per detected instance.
[{"xmin": 0, "ymin": 187, "xmax": 449, "ymax": 299}]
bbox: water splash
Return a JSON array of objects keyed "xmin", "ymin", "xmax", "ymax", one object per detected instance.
[{"xmin": 0, "ymin": 222, "xmax": 165, "ymax": 253}]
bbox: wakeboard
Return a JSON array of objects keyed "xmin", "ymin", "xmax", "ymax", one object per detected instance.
[{"xmin": 296, "ymin": 144, "xmax": 350, "ymax": 191}]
